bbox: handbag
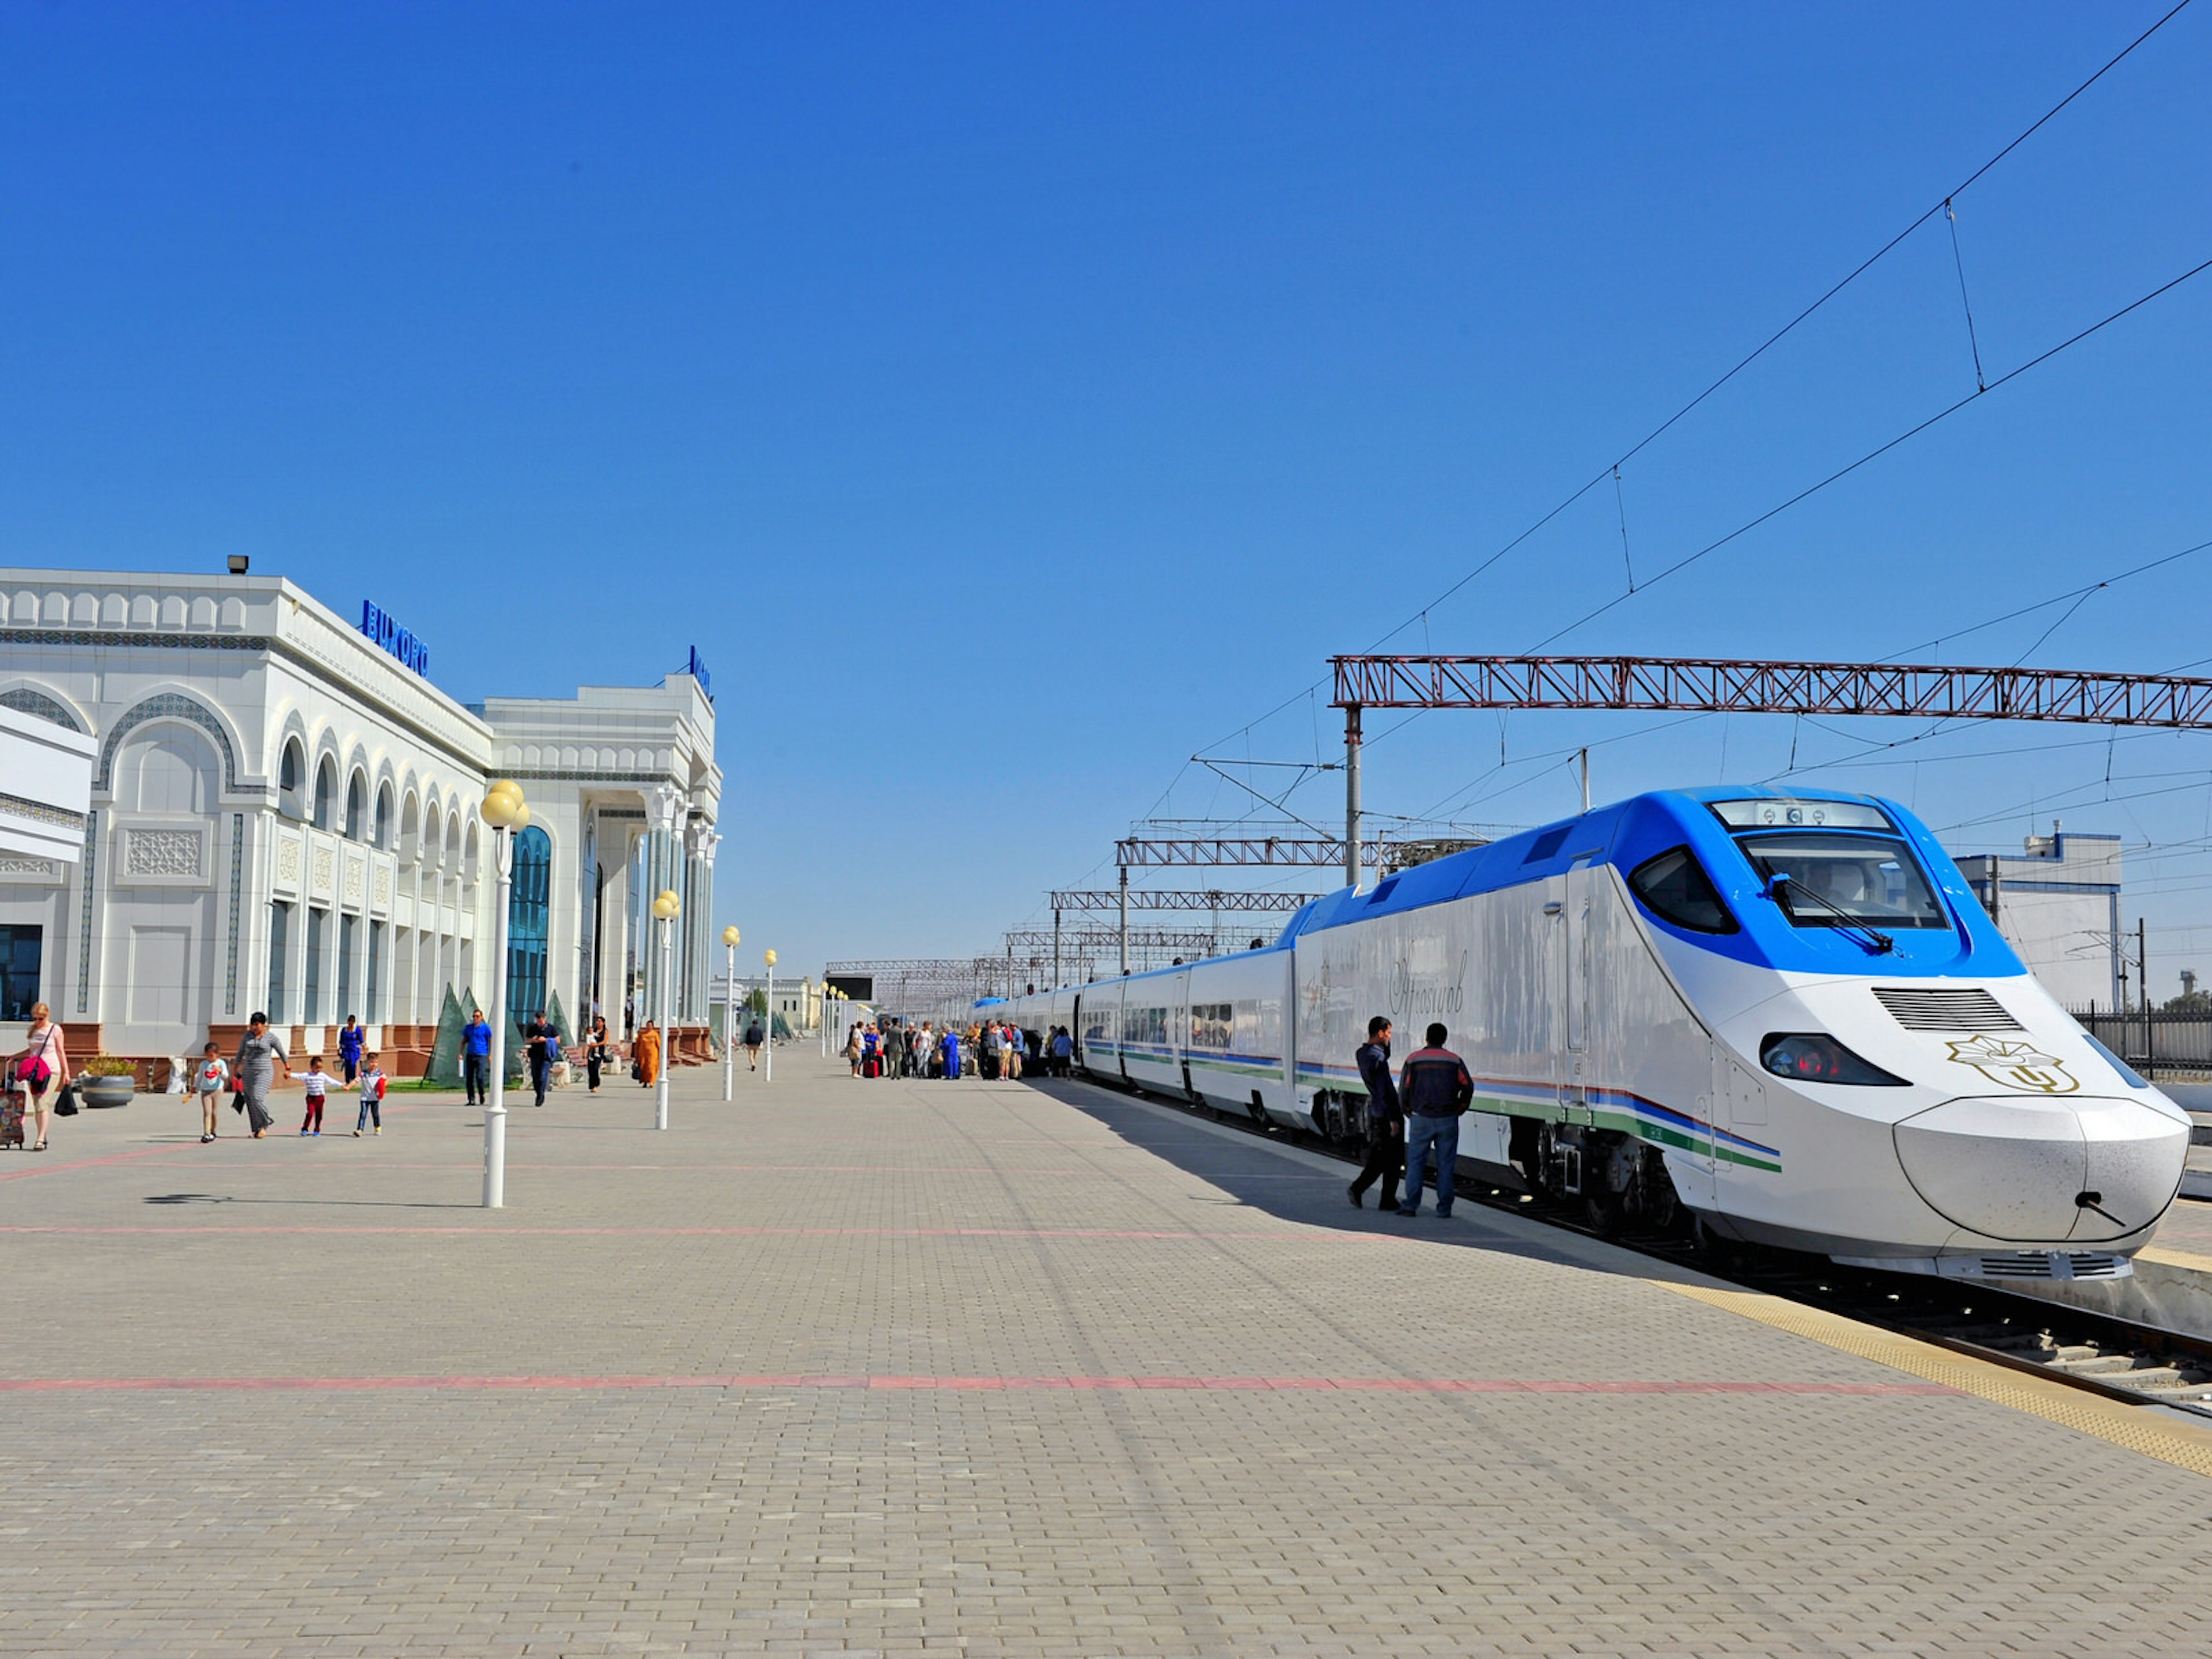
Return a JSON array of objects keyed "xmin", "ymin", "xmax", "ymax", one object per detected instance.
[{"xmin": 52, "ymin": 1080, "xmax": 81, "ymax": 1117}]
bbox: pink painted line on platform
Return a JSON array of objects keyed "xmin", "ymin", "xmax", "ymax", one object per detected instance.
[
  {"xmin": 51, "ymin": 1161, "xmax": 1258, "ymax": 1177},
  {"xmin": 0, "ymin": 1373, "xmax": 1958, "ymax": 1396},
  {"xmin": 0, "ymin": 1223, "xmax": 1353, "ymax": 1241},
  {"xmin": 0, "ymin": 1142, "xmax": 200, "ymax": 1183}
]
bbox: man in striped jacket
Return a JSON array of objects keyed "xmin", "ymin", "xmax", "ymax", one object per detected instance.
[{"xmin": 1398, "ymin": 1023, "xmax": 1474, "ymax": 1219}]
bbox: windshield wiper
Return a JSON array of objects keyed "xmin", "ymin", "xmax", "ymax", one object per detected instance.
[{"xmin": 1762, "ymin": 872, "xmax": 1895, "ymax": 954}]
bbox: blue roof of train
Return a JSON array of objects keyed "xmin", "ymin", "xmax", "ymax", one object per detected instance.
[{"xmin": 1275, "ymin": 785, "xmax": 2024, "ymax": 980}]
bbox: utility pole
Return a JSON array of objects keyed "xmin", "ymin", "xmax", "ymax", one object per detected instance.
[
  {"xmin": 1577, "ymin": 748, "xmax": 1590, "ymax": 813},
  {"xmin": 1344, "ymin": 703, "xmax": 1363, "ymax": 893},
  {"xmin": 2139, "ymin": 916, "xmax": 2153, "ymax": 1079},
  {"xmin": 1052, "ymin": 907, "xmax": 1062, "ymax": 989},
  {"xmin": 1118, "ymin": 866, "xmax": 1130, "ymax": 976}
]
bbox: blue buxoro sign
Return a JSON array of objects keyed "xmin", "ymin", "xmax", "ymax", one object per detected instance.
[
  {"xmin": 687, "ymin": 646, "xmax": 711, "ymax": 699},
  {"xmin": 361, "ymin": 601, "xmax": 430, "ymax": 677}
]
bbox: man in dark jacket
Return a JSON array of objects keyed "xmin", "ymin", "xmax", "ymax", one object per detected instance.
[
  {"xmin": 1399, "ymin": 1022, "xmax": 1474, "ymax": 1218},
  {"xmin": 1347, "ymin": 1016, "xmax": 1403, "ymax": 1212}
]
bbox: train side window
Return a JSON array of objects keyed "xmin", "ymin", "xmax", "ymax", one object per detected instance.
[{"xmin": 1628, "ymin": 846, "xmax": 1739, "ymax": 934}]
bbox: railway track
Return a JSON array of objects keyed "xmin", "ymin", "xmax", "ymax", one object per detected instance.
[{"xmin": 1058, "ymin": 1073, "xmax": 2212, "ymax": 1421}]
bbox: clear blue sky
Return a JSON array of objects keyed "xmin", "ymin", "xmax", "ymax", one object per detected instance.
[{"xmin": 4, "ymin": 3, "xmax": 2210, "ymax": 987}]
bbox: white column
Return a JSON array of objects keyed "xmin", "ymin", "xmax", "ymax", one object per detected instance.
[{"xmin": 645, "ymin": 783, "xmax": 684, "ymax": 1028}]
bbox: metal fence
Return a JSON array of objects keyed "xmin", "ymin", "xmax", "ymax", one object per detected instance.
[{"xmin": 2070, "ymin": 1009, "xmax": 2212, "ymax": 1077}]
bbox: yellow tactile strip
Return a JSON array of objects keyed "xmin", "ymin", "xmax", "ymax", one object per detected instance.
[
  {"xmin": 1656, "ymin": 1279, "xmax": 2212, "ymax": 1479},
  {"xmin": 2140, "ymin": 1242, "xmax": 2212, "ymax": 1275}
]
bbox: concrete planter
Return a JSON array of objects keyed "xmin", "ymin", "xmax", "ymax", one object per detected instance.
[{"xmin": 80, "ymin": 1075, "xmax": 135, "ymax": 1109}]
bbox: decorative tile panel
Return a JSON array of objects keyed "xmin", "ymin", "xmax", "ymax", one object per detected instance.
[
  {"xmin": 75, "ymin": 810, "xmax": 95, "ymax": 1013},
  {"xmin": 313, "ymin": 844, "xmax": 335, "ymax": 897},
  {"xmin": 226, "ymin": 813, "xmax": 243, "ymax": 1013},
  {"xmin": 277, "ymin": 835, "xmax": 302, "ymax": 888},
  {"xmin": 344, "ymin": 857, "xmax": 365, "ymax": 906},
  {"xmin": 124, "ymin": 827, "xmax": 203, "ymax": 878}
]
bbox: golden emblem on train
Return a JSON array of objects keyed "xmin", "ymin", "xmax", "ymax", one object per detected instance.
[{"xmin": 1942, "ymin": 1034, "xmax": 2080, "ymax": 1094}]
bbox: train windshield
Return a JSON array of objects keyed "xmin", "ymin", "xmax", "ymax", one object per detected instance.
[{"xmin": 1730, "ymin": 831, "xmax": 1949, "ymax": 931}]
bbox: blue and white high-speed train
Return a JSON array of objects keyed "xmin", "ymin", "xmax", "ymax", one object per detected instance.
[{"xmin": 996, "ymin": 787, "xmax": 2191, "ymax": 1281}]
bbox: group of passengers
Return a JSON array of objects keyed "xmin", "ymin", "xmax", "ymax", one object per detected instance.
[
  {"xmin": 1347, "ymin": 1016, "xmax": 1476, "ymax": 1218},
  {"xmin": 842, "ymin": 1016, "xmax": 1075, "ymax": 1082}
]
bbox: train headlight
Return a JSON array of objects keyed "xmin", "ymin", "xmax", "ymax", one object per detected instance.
[{"xmin": 1759, "ymin": 1033, "xmax": 1908, "ymax": 1087}]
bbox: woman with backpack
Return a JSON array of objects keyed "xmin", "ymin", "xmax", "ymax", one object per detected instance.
[{"xmin": 9, "ymin": 1001, "xmax": 69, "ymax": 1152}]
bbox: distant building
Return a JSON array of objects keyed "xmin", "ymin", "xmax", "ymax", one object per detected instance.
[
  {"xmin": 709, "ymin": 974, "xmax": 820, "ymax": 1037},
  {"xmin": 1955, "ymin": 825, "xmax": 2122, "ymax": 1012}
]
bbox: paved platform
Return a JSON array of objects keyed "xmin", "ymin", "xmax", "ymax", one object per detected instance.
[{"xmin": 7, "ymin": 1056, "xmax": 2212, "ymax": 1656}]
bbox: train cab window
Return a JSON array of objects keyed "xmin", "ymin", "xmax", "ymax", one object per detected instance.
[
  {"xmin": 1628, "ymin": 846, "xmax": 1738, "ymax": 934},
  {"xmin": 1732, "ymin": 832, "xmax": 1946, "ymax": 931}
]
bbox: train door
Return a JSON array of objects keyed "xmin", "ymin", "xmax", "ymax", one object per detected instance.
[
  {"xmin": 1550, "ymin": 861, "xmax": 1595, "ymax": 1126},
  {"xmin": 1564, "ymin": 858, "xmax": 1593, "ymax": 1089},
  {"xmin": 1671, "ymin": 1039, "xmax": 1722, "ymax": 1215}
]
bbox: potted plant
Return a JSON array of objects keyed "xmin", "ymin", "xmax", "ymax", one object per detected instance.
[{"xmin": 79, "ymin": 1056, "xmax": 137, "ymax": 1109}]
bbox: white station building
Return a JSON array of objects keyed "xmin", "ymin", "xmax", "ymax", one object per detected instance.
[{"xmin": 0, "ymin": 567, "xmax": 722, "ymax": 1074}]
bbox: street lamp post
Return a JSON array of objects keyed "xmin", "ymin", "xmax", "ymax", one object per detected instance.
[
  {"xmin": 478, "ymin": 781, "xmax": 529, "ymax": 1208},
  {"xmin": 763, "ymin": 949, "xmax": 778, "ymax": 1082},
  {"xmin": 722, "ymin": 925, "xmax": 740, "ymax": 1101},
  {"xmin": 820, "ymin": 985, "xmax": 832, "ymax": 1058},
  {"xmin": 652, "ymin": 888, "xmax": 680, "ymax": 1131}
]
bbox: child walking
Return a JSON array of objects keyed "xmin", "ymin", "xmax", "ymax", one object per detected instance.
[
  {"xmin": 194, "ymin": 1042, "xmax": 229, "ymax": 1143},
  {"xmin": 298, "ymin": 1056, "xmax": 329, "ymax": 1135},
  {"xmin": 353, "ymin": 1052, "xmax": 386, "ymax": 1136}
]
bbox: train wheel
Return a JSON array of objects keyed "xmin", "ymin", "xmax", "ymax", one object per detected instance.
[
  {"xmin": 1584, "ymin": 1192, "xmax": 1624, "ymax": 1237},
  {"xmin": 1638, "ymin": 1152, "xmax": 1688, "ymax": 1236},
  {"xmin": 1691, "ymin": 1217, "xmax": 1738, "ymax": 1272},
  {"xmin": 1528, "ymin": 1123, "xmax": 1559, "ymax": 1198}
]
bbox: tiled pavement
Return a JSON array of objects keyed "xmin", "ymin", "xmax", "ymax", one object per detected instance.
[{"xmin": 6, "ymin": 1055, "xmax": 2212, "ymax": 1657}]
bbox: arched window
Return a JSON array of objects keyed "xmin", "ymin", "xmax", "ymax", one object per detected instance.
[
  {"xmin": 279, "ymin": 739, "xmax": 306, "ymax": 820},
  {"xmin": 399, "ymin": 791, "xmax": 419, "ymax": 862},
  {"xmin": 374, "ymin": 782, "xmax": 394, "ymax": 850},
  {"xmin": 313, "ymin": 757, "xmax": 337, "ymax": 830},
  {"xmin": 344, "ymin": 771, "xmax": 367, "ymax": 840},
  {"xmin": 506, "ymin": 825, "xmax": 552, "ymax": 1035}
]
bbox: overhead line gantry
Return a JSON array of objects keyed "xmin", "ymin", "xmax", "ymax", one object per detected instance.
[{"xmin": 1328, "ymin": 653, "xmax": 2212, "ymax": 895}]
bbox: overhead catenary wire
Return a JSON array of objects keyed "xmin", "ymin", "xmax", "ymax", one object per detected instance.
[
  {"xmin": 1190, "ymin": 0, "xmax": 2198, "ymax": 763},
  {"xmin": 1527, "ymin": 252, "xmax": 2212, "ymax": 651}
]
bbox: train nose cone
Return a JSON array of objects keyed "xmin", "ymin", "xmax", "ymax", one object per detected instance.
[{"xmin": 1893, "ymin": 1096, "xmax": 2188, "ymax": 1244}]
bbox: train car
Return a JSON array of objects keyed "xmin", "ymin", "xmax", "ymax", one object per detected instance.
[
  {"xmin": 1003, "ymin": 786, "xmax": 2189, "ymax": 1281},
  {"xmin": 1290, "ymin": 786, "xmax": 2189, "ymax": 1278},
  {"xmin": 1181, "ymin": 943, "xmax": 1296, "ymax": 1124}
]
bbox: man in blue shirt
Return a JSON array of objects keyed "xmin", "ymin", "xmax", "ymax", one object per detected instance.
[
  {"xmin": 1347, "ymin": 1016, "xmax": 1403, "ymax": 1212},
  {"xmin": 461, "ymin": 1007, "xmax": 492, "ymax": 1105}
]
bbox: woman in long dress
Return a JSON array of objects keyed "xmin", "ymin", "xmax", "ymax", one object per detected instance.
[
  {"xmin": 232, "ymin": 1013, "xmax": 289, "ymax": 1138},
  {"xmin": 634, "ymin": 1020, "xmax": 661, "ymax": 1088}
]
